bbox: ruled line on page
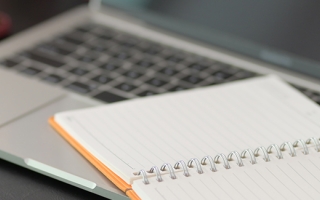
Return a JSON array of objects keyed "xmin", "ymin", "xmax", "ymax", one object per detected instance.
[
  {"xmin": 243, "ymin": 171, "xmax": 273, "ymax": 199},
  {"xmin": 265, "ymin": 167, "xmax": 302, "ymax": 199},
  {"xmin": 287, "ymin": 163, "xmax": 320, "ymax": 195},
  {"xmin": 233, "ymin": 174, "xmax": 260, "ymax": 199},
  {"xmin": 71, "ymin": 117, "xmax": 135, "ymax": 169},
  {"xmin": 254, "ymin": 168, "xmax": 288, "ymax": 199},
  {"xmin": 276, "ymin": 165, "xmax": 313, "ymax": 199}
]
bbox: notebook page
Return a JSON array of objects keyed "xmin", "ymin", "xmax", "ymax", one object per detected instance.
[
  {"xmin": 132, "ymin": 151, "xmax": 320, "ymax": 200},
  {"xmin": 54, "ymin": 75, "xmax": 320, "ymax": 183}
]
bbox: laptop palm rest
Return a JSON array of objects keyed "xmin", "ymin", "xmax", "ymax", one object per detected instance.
[
  {"xmin": 0, "ymin": 70, "xmax": 127, "ymax": 199},
  {"xmin": 0, "ymin": 69, "xmax": 65, "ymax": 126}
]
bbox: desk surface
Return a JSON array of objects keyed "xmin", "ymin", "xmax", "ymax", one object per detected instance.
[{"xmin": 0, "ymin": 1, "xmax": 108, "ymax": 199}]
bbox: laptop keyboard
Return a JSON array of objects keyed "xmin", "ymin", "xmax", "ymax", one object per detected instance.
[{"xmin": 1, "ymin": 23, "xmax": 320, "ymax": 105}]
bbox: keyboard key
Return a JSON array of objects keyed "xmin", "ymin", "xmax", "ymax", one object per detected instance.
[
  {"xmin": 1, "ymin": 59, "xmax": 19, "ymax": 68},
  {"xmin": 37, "ymin": 44, "xmax": 73, "ymax": 56},
  {"xmin": 66, "ymin": 82, "xmax": 97, "ymax": 93},
  {"xmin": 142, "ymin": 45, "xmax": 163, "ymax": 55},
  {"xmin": 188, "ymin": 63, "xmax": 208, "ymax": 71},
  {"xmin": 87, "ymin": 44, "xmax": 108, "ymax": 52},
  {"xmin": 223, "ymin": 66, "xmax": 240, "ymax": 74},
  {"xmin": 94, "ymin": 91, "xmax": 127, "ymax": 103},
  {"xmin": 182, "ymin": 75, "xmax": 203, "ymax": 84},
  {"xmin": 123, "ymin": 71, "xmax": 142, "ymax": 79},
  {"xmin": 119, "ymin": 37, "xmax": 140, "ymax": 48},
  {"xmin": 61, "ymin": 36, "xmax": 83, "ymax": 45},
  {"xmin": 43, "ymin": 74, "xmax": 63, "ymax": 83},
  {"xmin": 166, "ymin": 54, "xmax": 184, "ymax": 63},
  {"xmin": 111, "ymin": 50, "xmax": 132, "ymax": 60},
  {"xmin": 78, "ymin": 55, "xmax": 97, "ymax": 63},
  {"xmin": 211, "ymin": 70, "xmax": 234, "ymax": 80},
  {"xmin": 138, "ymin": 90, "xmax": 158, "ymax": 97},
  {"xmin": 136, "ymin": 60, "xmax": 154, "ymax": 68},
  {"xmin": 20, "ymin": 67, "xmax": 41, "ymax": 75},
  {"xmin": 115, "ymin": 83, "xmax": 137, "ymax": 92},
  {"xmin": 92, "ymin": 75, "xmax": 113, "ymax": 84},
  {"xmin": 69, "ymin": 68, "xmax": 89, "ymax": 76},
  {"xmin": 169, "ymin": 85, "xmax": 188, "ymax": 92},
  {"xmin": 99, "ymin": 62, "xmax": 120, "ymax": 71},
  {"xmin": 98, "ymin": 31, "xmax": 117, "ymax": 41},
  {"xmin": 28, "ymin": 51, "xmax": 65, "ymax": 68},
  {"xmin": 159, "ymin": 67, "xmax": 178, "ymax": 76},
  {"xmin": 147, "ymin": 78, "xmax": 167, "ymax": 87},
  {"xmin": 208, "ymin": 78, "xmax": 224, "ymax": 85}
]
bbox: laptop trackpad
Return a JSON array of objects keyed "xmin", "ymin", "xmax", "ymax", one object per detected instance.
[{"xmin": 0, "ymin": 70, "xmax": 65, "ymax": 126}]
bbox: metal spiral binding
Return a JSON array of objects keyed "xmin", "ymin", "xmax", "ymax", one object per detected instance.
[
  {"xmin": 137, "ymin": 137, "xmax": 319, "ymax": 184},
  {"xmin": 227, "ymin": 151, "xmax": 243, "ymax": 166},
  {"xmin": 174, "ymin": 160, "xmax": 190, "ymax": 177},
  {"xmin": 187, "ymin": 158, "xmax": 204, "ymax": 174}
]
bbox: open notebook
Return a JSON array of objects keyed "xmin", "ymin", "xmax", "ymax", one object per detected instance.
[{"xmin": 49, "ymin": 76, "xmax": 320, "ymax": 200}]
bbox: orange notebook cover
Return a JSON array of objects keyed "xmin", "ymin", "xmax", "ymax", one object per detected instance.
[{"xmin": 49, "ymin": 117, "xmax": 141, "ymax": 200}]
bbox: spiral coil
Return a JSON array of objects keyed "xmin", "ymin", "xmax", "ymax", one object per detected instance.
[{"xmin": 137, "ymin": 137, "xmax": 320, "ymax": 184}]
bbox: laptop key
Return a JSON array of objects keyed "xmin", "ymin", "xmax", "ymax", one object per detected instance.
[
  {"xmin": 182, "ymin": 75, "xmax": 203, "ymax": 84},
  {"xmin": 94, "ymin": 91, "xmax": 127, "ymax": 103},
  {"xmin": 66, "ymin": 82, "xmax": 97, "ymax": 94},
  {"xmin": 87, "ymin": 44, "xmax": 108, "ymax": 52},
  {"xmin": 159, "ymin": 67, "xmax": 179, "ymax": 76},
  {"xmin": 98, "ymin": 31, "xmax": 117, "ymax": 41},
  {"xmin": 28, "ymin": 51, "xmax": 65, "ymax": 68},
  {"xmin": 1, "ymin": 59, "xmax": 19, "ymax": 68},
  {"xmin": 142, "ymin": 44, "xmax": 163, "ymax": 55},
  {"xmin": 37, "ymin": 44, "xmax": 73, "ymax": 56},
  {"xmin": 61, "ymin": 36, "xmax": 83, "ymax": 45},
  {"xmin": 115, "ymin": 83, "xmax": 137, "ymax": 92},
  {"xmin": 92, "ymin": 75, "xmax": 113, "ymax": 84},
  {"xmin": 100, "ymin": 62, "xmax": 121, "ymax": 71},
  {"xmin": 119, "ymin": 37, "xmax": 140, "ymax": 48},
  {"xmin": 211, "ymin": 70, "xmax": 234, "ymax": 80},
  {"xmin": 147, "ymin": 78, "xmax": 167, "ymax": 87},
  {"xmin": 111, "ymin": 50, "xmax": 132, "ymax": 60},
  {"xmin": 43, "ymin": 74, "xmax": 63, "ymax": 83},
  {"xmin": 223, "ymin": 66, "xmax": 240, "ymax": 74},
  {"xmin": 166, "ymin": 54, "xmax": 185, "ymax": 63},
  {"xmin": 20, "ymin": 67, "xmax": 41, "ymax": 75},
  {"xmin": 78, "ymin": 55, "xmax": 97, "ymax": 63},
  {"xmin": 169, "ymin": 85, "xmax": 188, "ymax": 92},
  {"xmin": 69, "ymin": 68, "xmax": 89, "ymax": 76},
  {"xmin": 189, "ymin": 63, "xmax": 208, "ymax": 71},
  {"xmin": 123, "ymin": 71, "xmax": 143, "ymax": 79},
  {"xmin": 138, "ymin": 90, "xmax": 158, "ymax": 97},
  {"xmin": 136, "ymin": 60, "xmax": 155, "ymax": 68}
]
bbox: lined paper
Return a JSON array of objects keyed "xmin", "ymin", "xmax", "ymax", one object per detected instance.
[
  {"xmin": 132, "ymin": 153, "xmax": 320, "ymax": 200},
  {"xmin": 54, "ymin": 75, "xmax": 320, "ymax": 184}
]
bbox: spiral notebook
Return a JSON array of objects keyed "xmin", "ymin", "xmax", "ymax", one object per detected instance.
[{"xmin": 49, "ymin": 75, "xmax": 320, "ymax": 200}]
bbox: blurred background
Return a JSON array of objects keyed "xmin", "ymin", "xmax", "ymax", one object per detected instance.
[{"xmin": 0, "ymin": 0, "xmax": 86, "ymax": 40}]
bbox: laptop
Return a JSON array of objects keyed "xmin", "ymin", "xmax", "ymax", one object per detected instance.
[{"xmin": 1, "ymin": 0, "xmax": 320, "ymax": 199}]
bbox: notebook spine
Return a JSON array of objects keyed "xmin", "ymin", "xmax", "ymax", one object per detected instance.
[{"xmin": 137, "ymin": 137, "xmax": 320, "ymax": 184}]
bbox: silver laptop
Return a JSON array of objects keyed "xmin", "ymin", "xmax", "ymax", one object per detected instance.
[{"xmin": 1, "ymin": 0, "xmax": 320, "ymax": 199}]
